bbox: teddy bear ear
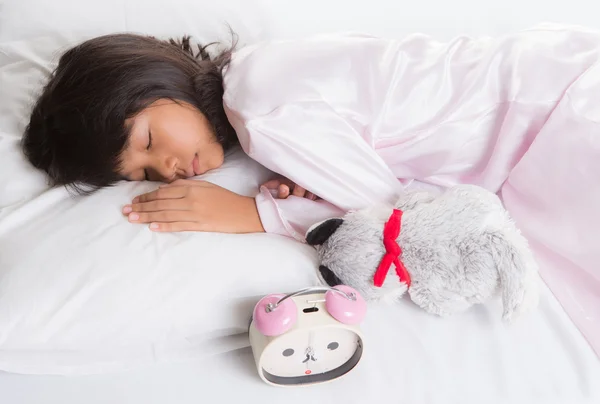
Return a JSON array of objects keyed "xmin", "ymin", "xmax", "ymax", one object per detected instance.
[
  {"xmin": 319, "ymin": 265, "xmax": 343, "ymax": 287},
  {"xmin": 306, "ymin": 218, "xmax": 344, "ymax": 246}
]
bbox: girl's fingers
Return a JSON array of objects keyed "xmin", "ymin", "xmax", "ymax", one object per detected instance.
[
  {"xmin": 122, "ymin": 199, "xmax": 190, "ymax": 215},
  {"xmin": 305, "ymin": 192, "xmax": 317, "ymax": 201},
  {"xmin": 261, "ymin": 179, "xmax": 282, "ymax": 189},
  {"xmin": 292, "ymin": 184, "xmax": 306, "ymax": 198},
  {"xmin": 132, "ymin": 186, "xmax": 187, "ymax": 203},
  {"xmin": 127, "ymin": 210, "xmax": 192, "ymax": 224},
  {"xmin": 278, "ymin": 184, "xmax": 290, "ymax": 199},
  {"xmin": 148, "ymin": 221, "xmax": 202, "ymax": 232}
]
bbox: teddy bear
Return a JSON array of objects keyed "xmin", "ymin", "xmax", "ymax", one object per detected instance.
[{"xmin": 305, "ymin": 184, "xmax": 539, "ymax": 322}]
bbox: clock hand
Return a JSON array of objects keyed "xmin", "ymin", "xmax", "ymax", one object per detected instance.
[{"xmin": 303, "ymin": 346, "xmax": 317, "ymax": 362}]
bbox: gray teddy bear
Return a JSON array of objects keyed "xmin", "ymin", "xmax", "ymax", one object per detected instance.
[{"xmin": 305, "ymin": 185, "xmax": 539, "ymax": 322}]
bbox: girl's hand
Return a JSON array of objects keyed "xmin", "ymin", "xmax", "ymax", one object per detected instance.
[
  {"xmin": 261, "ymin": 176, "xmax": 320, "ymax": 201},
  {"xmin": 122, "ymin": 180, "xmax": 265, "ymax": 234}
]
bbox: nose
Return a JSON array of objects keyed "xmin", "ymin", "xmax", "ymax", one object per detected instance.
[{"xmin": 157, "ymin": 155, "xmax": 178, "ymax": 182}]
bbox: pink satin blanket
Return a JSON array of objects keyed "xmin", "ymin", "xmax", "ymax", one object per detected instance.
[{"xmin": 223, "ymin": 24, "xmax": 600, "ymax": 357}]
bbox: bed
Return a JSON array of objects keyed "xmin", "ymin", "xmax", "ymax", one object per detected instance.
[
  {"xmin": 1, "ymin": 288, "xmax": 599, "ymax": 404},
  {"xmin": 1, "ymin": 0, "xmax": 599, "ymax": 403}
]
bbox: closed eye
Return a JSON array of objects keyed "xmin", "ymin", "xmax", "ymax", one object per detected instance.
[
  {"xmin": 144, "ymin": 130, "xmax": 153, "ymax": 180},
  {"xmin": 146, "ymin": 130, "xmax": 153, "ymax": 150}
]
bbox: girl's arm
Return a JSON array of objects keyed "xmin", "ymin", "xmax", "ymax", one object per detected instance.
[
  {"xmin": 226, "ymin": 101, "xmax": 404, "ymax": 241},
  {"xmin": 255, "ymin": 186, "xmax": 347, "ymax": 241}
]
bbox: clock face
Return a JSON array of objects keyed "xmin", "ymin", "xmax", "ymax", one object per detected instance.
[{"xmin": 260, "ymin": 328, "xmax": 362, "ymax": 384}]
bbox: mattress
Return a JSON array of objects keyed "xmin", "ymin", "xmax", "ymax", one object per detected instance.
[{"xmin": 2, "ymin": 283, "xmax": 600, "ymax": 404}]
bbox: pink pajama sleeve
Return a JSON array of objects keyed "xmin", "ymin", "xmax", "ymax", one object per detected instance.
[{"xmin": 224, "ymin": 100, "xmax": 403, "ymax": 241}]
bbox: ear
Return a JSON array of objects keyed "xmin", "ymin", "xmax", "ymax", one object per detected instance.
[
  {"xmin": 319, "ymin": 265, "xmax": 343, "ymax": 287},
  {"xmin": 306, "ymin": 218, "xmax": 344, "ymax": 246}
]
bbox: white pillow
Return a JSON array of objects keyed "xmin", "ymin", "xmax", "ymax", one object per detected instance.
[
  {"xmin": 0, "ymin": 0, "xmax": 314, "ymax": 375},
  {"xmin": 0, "ymin": 0, "xmax": 273, "ymax": 43},
  {"xmin": 0, "ymin": 0, "xmax": 274, "ymax": 211},
  {"xmin": 0, "ymin": 147, "xmax": 323, "ymax": 375}
]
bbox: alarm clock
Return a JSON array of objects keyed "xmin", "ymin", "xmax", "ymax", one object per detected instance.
[{"xmin": 248, "ymin": 285, "xmax": 366, "ymax": 387}]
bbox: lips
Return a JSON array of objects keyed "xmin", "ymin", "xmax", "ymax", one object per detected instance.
[
  {"xmin": 176, "ymin": 154, "xmax": 200, "ymax": 178},
  {"xmin": 192, "ymin": 154, "xmax": 200, "ymax": 176}
]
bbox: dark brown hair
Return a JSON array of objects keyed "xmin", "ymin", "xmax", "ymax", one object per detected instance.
[{"xmin": 21, "ymin": 33, "xmax": 238, "ymax": 194}]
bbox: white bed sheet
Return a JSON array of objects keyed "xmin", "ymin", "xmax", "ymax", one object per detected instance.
[{"xmin": 1, "ymin": 283, "xmax": 599, "ymax": 404}]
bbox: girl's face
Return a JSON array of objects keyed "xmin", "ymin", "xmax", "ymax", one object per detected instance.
[{"xmin": 119, "ymin": 99, "xmax": 224, "ymax": 182}]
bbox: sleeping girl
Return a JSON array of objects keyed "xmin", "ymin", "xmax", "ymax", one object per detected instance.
[{"xmin": 21, "ymin": 25, "xmax": 600, "ymax": 244}]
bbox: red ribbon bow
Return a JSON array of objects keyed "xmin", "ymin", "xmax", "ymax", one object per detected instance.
[{"xmin": 373, "ymin": 209, "xmax": 411, "ymax": 288}]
